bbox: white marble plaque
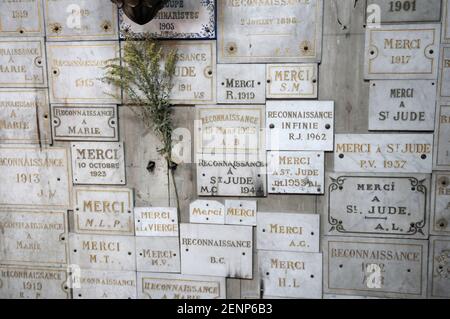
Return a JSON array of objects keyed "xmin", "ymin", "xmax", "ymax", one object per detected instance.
[
  {"xmin": 71, "ymin": 142, "xmax": 125, "ymax": 185},
  {"xmin": 217, "ymin": 64, "xmax": 265, "ymax": 104},
  {"xmin": 0, "ymin": 0, "xmax": 44, "ymax": 36},
  {"xmin": 225, "ymin": 200, "xmax": 257, "ymax": 226},
  {"xmin": 266, "ymin": 64, "xmax": 318, "ymax": 99},
  {"xmin": 268, "ymin": 151, "xmax": 324, "ymax": 194},
  {"xmin": 266, "ymin": 100, "xmax": 334, "ymax": 151},
  {"xmin": 0, "ymin": 38, "xmax": 46, "ymax": 87},
  {"xmin": 44, "ymin": 0, "xmax": 118, "ymax": 41},
  {"xmin": 73, "ymin": 186, "xmax": 134, "ymax": 235},
  {"xmin": 257, "ymin": 212, "xmax": 319, "ymax": 253},
  {"xmin": 323, "ymin": 236, "xmax": 428, "ymax": 298},
  {"xmin": 431, "ymin": 172, "xmax": 450, "ymax": 235},
  {"xmin": 197, "ymin": 153, "xmax": 267, "ymax": 197},
  {"xmin": 366, "ymin": 0, "xmax": 442, "ymax": 23},
  {"xmin": 440, "ymin": 45, "xmax": 450, "ymax": 98},
  {"xmin": 180, "ymin": 223, "xmax": 253, "ymax": 279},
  {"xmin": 137, "ymin": 272, "xmax": 226, "ymax": 299},
  {"xmin": 217, "ymin": 0, "xmax": 323, "ymax": 63},
  {"xmin": 120, "ymin": 0, "xmax": 215, "ymax": 39},
  {"xmin": 364, "ymin": 24, "xmax": 440, "ymax": 80},
  {"xmin": 72, "ymin": 269, "xmax": 136, "ymax": 299},
  {"xmin": 134, "ymin": 207, "xmax": 178, "ymax": 237},
  {"xmin": 0, "ymin": 210, "xmax": 68, "ymax": 267},
  {"xmin": 368, "ymin": 80, "xmax": 437, "ymax": 131},
  {"xmin": 196, "ymin": 105, "xmax": 265, "ymax": 154},
  {"xmin": 259, "ymin": 250, "xmax": 322, "ymax": 299},
  {"xmin": 334, "ymin": 134, "xmax": 433, "ymax": 173},
  {"xmin": 326, "ymin": 173, "xmax": 430, "ymax": 239},
  {"xmin": 0, "ymin": 88, "xmax": 50, "ymax": 144},
  {"xmin": 444, "ymin": 0, "xmax": 450, "ymax": 43},
  {"xmin": 136, "ymin": 237, "xmax": 180, "ymax": 273},
  {"xmin": 434, "ymin": 105, "xmax": 450, "ymax": 170},
  {"xmin": 47, "ymin": 41, "xmax": 120, "ymax": 104},
  {"xmin": 51, "ymin": 105, "xmax": 118, "ymax": 141},
  {"xmin": 0, "ymin": 266, "xmax": 70, "ymax": 299},
  {"xmin": 190, "ymin": 199, "xmax": 225, "ymax": 224},
  {"xmin": 428, "ymin": 237, "xmax": 450, "ymax": 298},
  {"xmin": 69, "ymin": 234, "xmax": 136, "ymax": 271},
  {"xmin": 0, "ymin": 145, "xmax": 71, "ymax": 210}
]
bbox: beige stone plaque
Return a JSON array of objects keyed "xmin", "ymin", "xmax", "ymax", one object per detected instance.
[
  {"xmin": 136, "ymin": 237, "xmax": 180, "ymax": 273},
  {"xmin": 0, "ymin": 0, "xmax": 44, "ymax": 37}
]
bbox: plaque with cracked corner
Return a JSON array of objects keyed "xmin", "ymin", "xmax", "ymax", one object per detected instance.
[
  {"xmin": 73, "ymin": 186, "xmax": 134, "ymax": 236},
  {"xmin": 428, "ymin": 237, "xmax": 450, "ymax": 298},
  {"xmin": 266, "ymin": 64, "xmax": 318, "ymax": 99},
  {"xmin": 180, "ymin": 223, "xmax": 253, "ymax": 279},
  {"xmin": 267, "ymin": 151, "xmax": 324, "ymax": 194},
  {"xmin": 266, "ymin": 100, "xmax": 334, "ymax": 151},
  {"xmin": 135, "ymin": 207, "xmax": 178, "ymax": 237},
  {"xmin": 0, "ymin": 0, "xmax": 44, "ymax": 37},
  {"xmin": 434, "ymin": 104, "xmax": 450, "ymax": 170},
  {"xmin": 190, "ymin": 199, "xmax": 225, "ymax": 224},
  {"xmin": 325, "ymin": 173, "xmax": 430, "ymax": 239},
  {"xmin": 334, "ymin": 134, "xmax": 434, "ymax": 173},
  {"xmin": 136, "ymin": 237, "xmax": 180, "ymax": 273},
  {"xmin": 366, "ymin": 0, "xmax": 441, "ymax": 23},
  {"xmin": 0, "ymin": 38, "xmax": 46, "ymax": 87},
  {"xmin": 137, "ymin": 272, "xmax": 226, "ymax": 299},
  {"xmin": 0, "ymin": 88, "xmax": 50, "ymax": 144},
  {"xmin": 323, "ymin": 236, "xmax": 428, "ymax": 298},
  {"xmin": 259, "ymin": 250, "xmax": 322, "ymax": 299},
  {"xmin": 0, "ymin": 145, "xmax": 71, "ymax": 210},
  {"xmin": 69, "ymin": 234, "xmax": 136, "ymax": 271},
  {"xmin": 51, "ymin": 105, "xmax": 118, "ymax": 141},
  {"xmin": 0, "ymin": 210, "xmax": 69, "ymax": 267},
  {"xmin": 71, "ymin": 142, "xmax": 126, "ymax": 185},
  {"xmin": 225, "ymin": 200, "xmax": 257, "ymax": 226},
  {"xmin": 257, "ymin": 212, "xmax": 320, "ymax": 253},
  {"xmin": 364, "ymin": 24, "xmax": 440, "ymax": 80},
  {"xmin": 431, "ymin": 172, "xmax": 450, "ymax": 235},
  {"xmin": 217, "ymin": 0, "xmax": 323, "ymax": 63}
]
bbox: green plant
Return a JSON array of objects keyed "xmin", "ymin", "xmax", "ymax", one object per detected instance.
[{"xmin": 103, "ymin": 35, "xmax": 180, "ymax": 212}]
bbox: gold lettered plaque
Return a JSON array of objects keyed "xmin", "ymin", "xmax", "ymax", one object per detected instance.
[{"xmin": 0, "ymin": 0, "xmax": 44, "ymax": 37}]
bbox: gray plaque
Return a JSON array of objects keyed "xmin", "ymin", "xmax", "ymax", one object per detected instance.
[
  {"xmin": 0, "ymin": 266, "xmax": 70, "ymax": 299},
  {"xmin": 225, "ymin": 200, "xmax": 257, "ymax": 226},
  {"xmin": 434, "ymin": 105, "xmax": 450, "ymax": 170},
  {"xmin": 266, "ymin": 101, "xmax": 334, "ymax": 151},
  {"xmin": 325, "ymin": 173, "xmax": 430, "ymax": 239},
  {"xmin": 259, "ymin": 250, "xmax": 322, "ymax": 299},
  {"xmin": 73, "ymin": 186, "xmax": 134, "ymax": 236},
  {"xmin": 136, "ymin": 237, "xmax": 180, "ymax": 273},
  {"xmin": 334, "ymin": 134, "xmax": 433, "ymax": 173},
  {"xmin": 180, "ymin": 223, "xmax": 253, "ymax": 279},
  {"xmin": 257, "ymin": 212, "xmax": 320, "ymax": 253},
  {"xmin": 428, "ymin": 236, "xmax": 450, "ymax": 298},
  {"xmin": 0, "ymin": 0, "xmax": 44, "ymax": 36},
  {"xmin": 196, "ymin": 105, "xmax": 265, "ymax": 154},
  {"xmin": 364, "ymin": 24, "xmax": 440, "ymax": 80},
  {"xmin": 0, "ymin": 145, "xmax": 71, "ymax": 210},
  {"xmin": 268, "ymin": 151, "xmax": 324, "ymax": 194},
  {"xmin": 431, "ymin": 172, "xmax": 450, "ymax": 235},
  {"xmin": 69, "ymin": 234, "xmax": 136, "ymax": 271},
  {"xmin": 439, "ymin": 46, "xmax": 450, "ymax": 98},
  {"xmin": 217, "ymin": 64, "xmax": 266, "ymax": 104},
  {"xmin": 46, "ymin": 41, "xmax": 120, "ymax": 104},
  {"xmin": 368, "ymin": 80, "xmax": 437, "ymax": 131},
  {"xmin": 266, "ymin": 64, "xmax": 318, "ymax": 99},
  {"xmin": 45, "ymin": 0, "xmax": 119, "ymax": 41},
  {"xmin": 135, "ymin": 207, "xmax": 178, "ymax": 237},
  {"xmin": 71, "ymin": 142, "xmax": 126, "ymax": 185},
  {"xmin": 51, "ymin": 105, "xmax": 118, "ymax": 141},
  {"xmin": 366, "ymin": 0, "xmax": 441, "ymax": 23},
  {"xmin": 0, "ymin": 210, "xmax": 68, "ymax": 267},
  {"xmin": 137, "ymin": 272, "xmax": 226, "ymax": 299},
  {"xmin": 444, "ymin": 0, "xmax": 450, "ymax": 43},
  {"xmin": 119, "ymin": 0, "xmax": 215, "ymax": 39},
  {"xmin": 0, "ymin": 38, "xmax": 46, "ymax": 87},
  {"xmin": 197, "ymin": 153, "xmax": 267, "ymax": 197},
  {"xmin": 190, "ymin": 199, "xmax": 225, "ymax": 224},
  {"xmin": 0, "ymin": 88, "xmax": 50, "ymax": 144},
  {"xmin": 72, "ymin": 269, "xmax": 136, "ymax": 299},
  {"xmin": 323, "ymin": 236, "xmax": 428, "ymax": 298},
  {"xmin": 217, "ymin": 0, "xmax": 323, "ymax": 63}
]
